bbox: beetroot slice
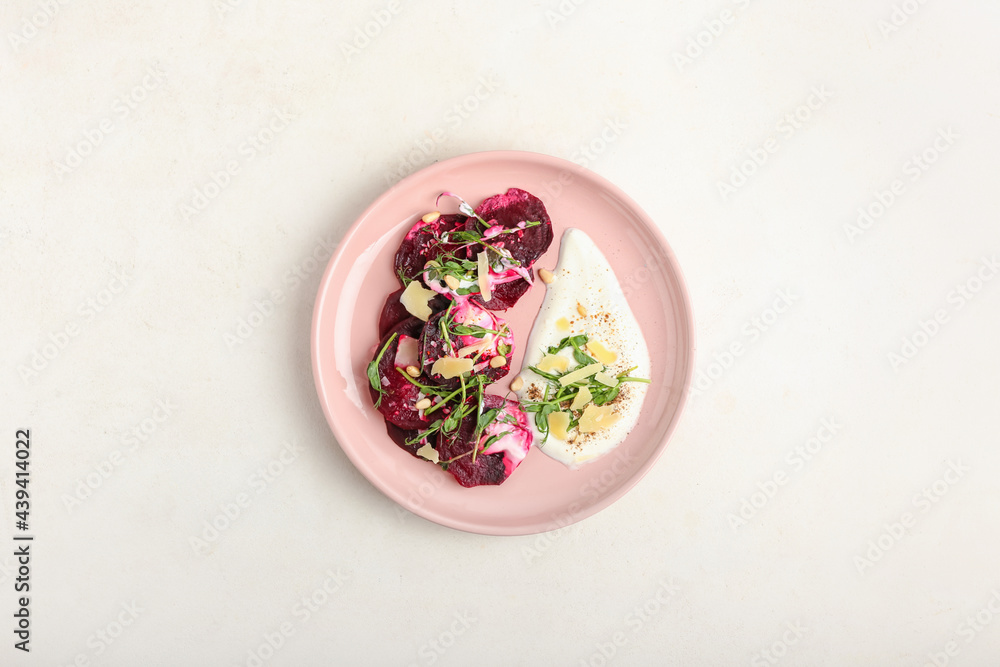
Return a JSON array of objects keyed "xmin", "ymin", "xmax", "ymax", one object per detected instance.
[
  {"xmin": 436, "ymin": 395, "xmax": 505, "ymax": 487},
  {"xmin": 368, "ymin": 317, "xmax": 434, "ymax": 430},
  {"xmin": 378, "ymin": 287, "xmax": 450, "ymax": 339},
  {"xmin": 385, "ymin": 422, "xmax": 421, "ymax": 458},
  {"xmin": 472, "ymin": 278, "xmax": 530, "ymax": 311},
  {"xmin": 436, "ymin": 395, "xmax": 533, "ymax": 487},
  {"xmin": 393, "ymin": 214, "xmax": 467, "ymax": 284},
  {"xmin": 419, "ymin": 300, "xmax": 513, "ymax": 389},
  {"xmin": 471, "ymin": 187, "xmax": 553, "ymax": 268},
  {"xmin": 446, "ymin": 449, "xmax": 507, "ymax": 488}
]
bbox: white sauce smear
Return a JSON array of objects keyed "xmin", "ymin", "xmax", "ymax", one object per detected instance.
[{"xmin": 515, "ymin": 228, "xmax": 650, "ymax": 469}]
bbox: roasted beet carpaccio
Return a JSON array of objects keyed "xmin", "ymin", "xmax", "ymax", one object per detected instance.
[{"xmin": 366, "ymin": 189, "xmax": 553, "ymax": 487}]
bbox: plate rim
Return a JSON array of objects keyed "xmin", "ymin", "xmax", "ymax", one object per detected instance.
[{"xmin": 311, "ymin": 149, "xmax": 696, "ymax": 535}]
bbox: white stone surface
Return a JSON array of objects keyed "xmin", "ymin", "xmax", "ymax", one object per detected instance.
[{"xmin": 2, "ymin": 1, "xmax": 999, "ymax": 665}]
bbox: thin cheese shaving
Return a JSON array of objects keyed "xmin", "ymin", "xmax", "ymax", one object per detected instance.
[
  {"xmin": 400, "ymin": 280, "xmax": 436, "ymax": 321},
  {"xmin": 547, "ymin": 412, "xmax": 571, "ymax": 440},
  {"xmin": 579, "ymin": 404, "xmax": 621, "ymax": 433},
  {"xmin": 457, "ymin": 340, "xmax": 491, "ymax": 357},
  {"xmin": 416, "ymin": 443, "xmax": 440, "ymax": 463},
  {"xmin": 570, "ymin": 386, "xmax": 593, "ymax": 411},
  {"xmin": 537, "ymin": 354, "xmax": 570, "ymax": 373},
  {"xmin": 594, "ymin": 371, "xmax": 619, "ymax": 388},
  {"xmin": 585, "ymin": 340, "xmax": 619, "ymax": 364},
  {"xmin": 559, "ymin": 362, "xmax": 603, "ymax": 386},
  {"xmin": 431, "ymin": 356, "xmax": 474, "ymax": 379},
  {"xmin": 477, "ymin": 251, "xmax": 492, "ymax": 303}
]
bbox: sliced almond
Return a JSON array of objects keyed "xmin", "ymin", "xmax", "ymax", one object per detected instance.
[
  {"xmin": 547, "ymin": 411, "xmax": 571, "ymax": 440},
  {"xmin": 579, "ymin": 404, "xmax": 621, "ymax": 433},
  {"xmin": 559, "ymin": 362, "xmax": 603, "ymax": 387},
  {"xmin": 586, "ymin": 340, "xmax": 619, "ymax": 365},
  {"xmin": 431, "ymin": 356, "xmax": 473, "ymax": 379},
  {"xmin": 570, "ymin": 386, "xmax": 593, "ymax": 411}
]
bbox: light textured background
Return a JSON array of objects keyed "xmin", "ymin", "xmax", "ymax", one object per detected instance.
[{"xmin": 3, "ymin": 1, "xmax": 999, "ymax": 665}]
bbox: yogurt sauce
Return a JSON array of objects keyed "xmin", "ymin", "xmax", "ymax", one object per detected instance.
[{"xmin": 515, "ymin": 228, "xmax": 650, "ymax": 468}]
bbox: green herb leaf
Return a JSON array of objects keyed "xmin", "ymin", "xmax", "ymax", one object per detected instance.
[
  {"xmin": 452, "ymin": 323, "xmax": 498, "ymax": 337},
  {"xmin": 479, "ymin": 433, "xmax": 503, "ymax": 454},
  {"xmin": 367, "ymin": 333, "xmax": 397, "ymax": 408},
  {"xmin": 527, "ymin": 366, "xmax": 561, "ymax": 383},
  {"xmin": 476, "ymin": 408, "xmax": 499, "ymax": 434}
]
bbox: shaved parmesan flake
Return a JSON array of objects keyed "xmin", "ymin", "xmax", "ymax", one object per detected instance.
[
  {"xmin": 537, "ymin": 354, "xmax": 570, "ymax": 373},
  {"xmin": 416, "ymin": 443, "xmax": 440, "ymax": 463},
  {"xmin": 585, "ymin": 340, "xmax": 619, "ymax": 365},
  {"xmin": 431, "ymin": 356, "xmax": 474, "ymax": 379},
  {"xmin": 477, "ymin": 251, "xmax": 492, "ymax": 303},
  {"xmin": 558, "ymin": 362, "xmax": 603, "ymax": 387},
  {"xmin": 570, "ymin": 386, "xmax": 593, "ymax": 411},
  {"xmin": 594, "ymin": 371, "xmax": 619, "ymax": 388},
  {"xmin": 547, "ymin": 412, "xmax": 571, "ymax": 440},
  {"xmin": 457, "ymin": 340, "xmax": 491, "ymax": 358},
  {"xmin": 400, "ymin": 280, "xmax": 437, "ymax": 321},
  {"xmin": 579, "ymin": 404, "xmax": 621, "ymax": 433}
]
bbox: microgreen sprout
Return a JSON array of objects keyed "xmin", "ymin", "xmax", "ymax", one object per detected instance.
[
  {"xmin": 366, "ymin": 333, "xmax": 397, "ymax": 408},
  {"xmin": 519, "ymin": 334, "xmax": 649, "ymax": 443}
]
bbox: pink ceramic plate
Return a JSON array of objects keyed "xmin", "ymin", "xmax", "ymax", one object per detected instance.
[{"xmin": 312, "ymin": 151, "xmax": 694, "ymax": 535}]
